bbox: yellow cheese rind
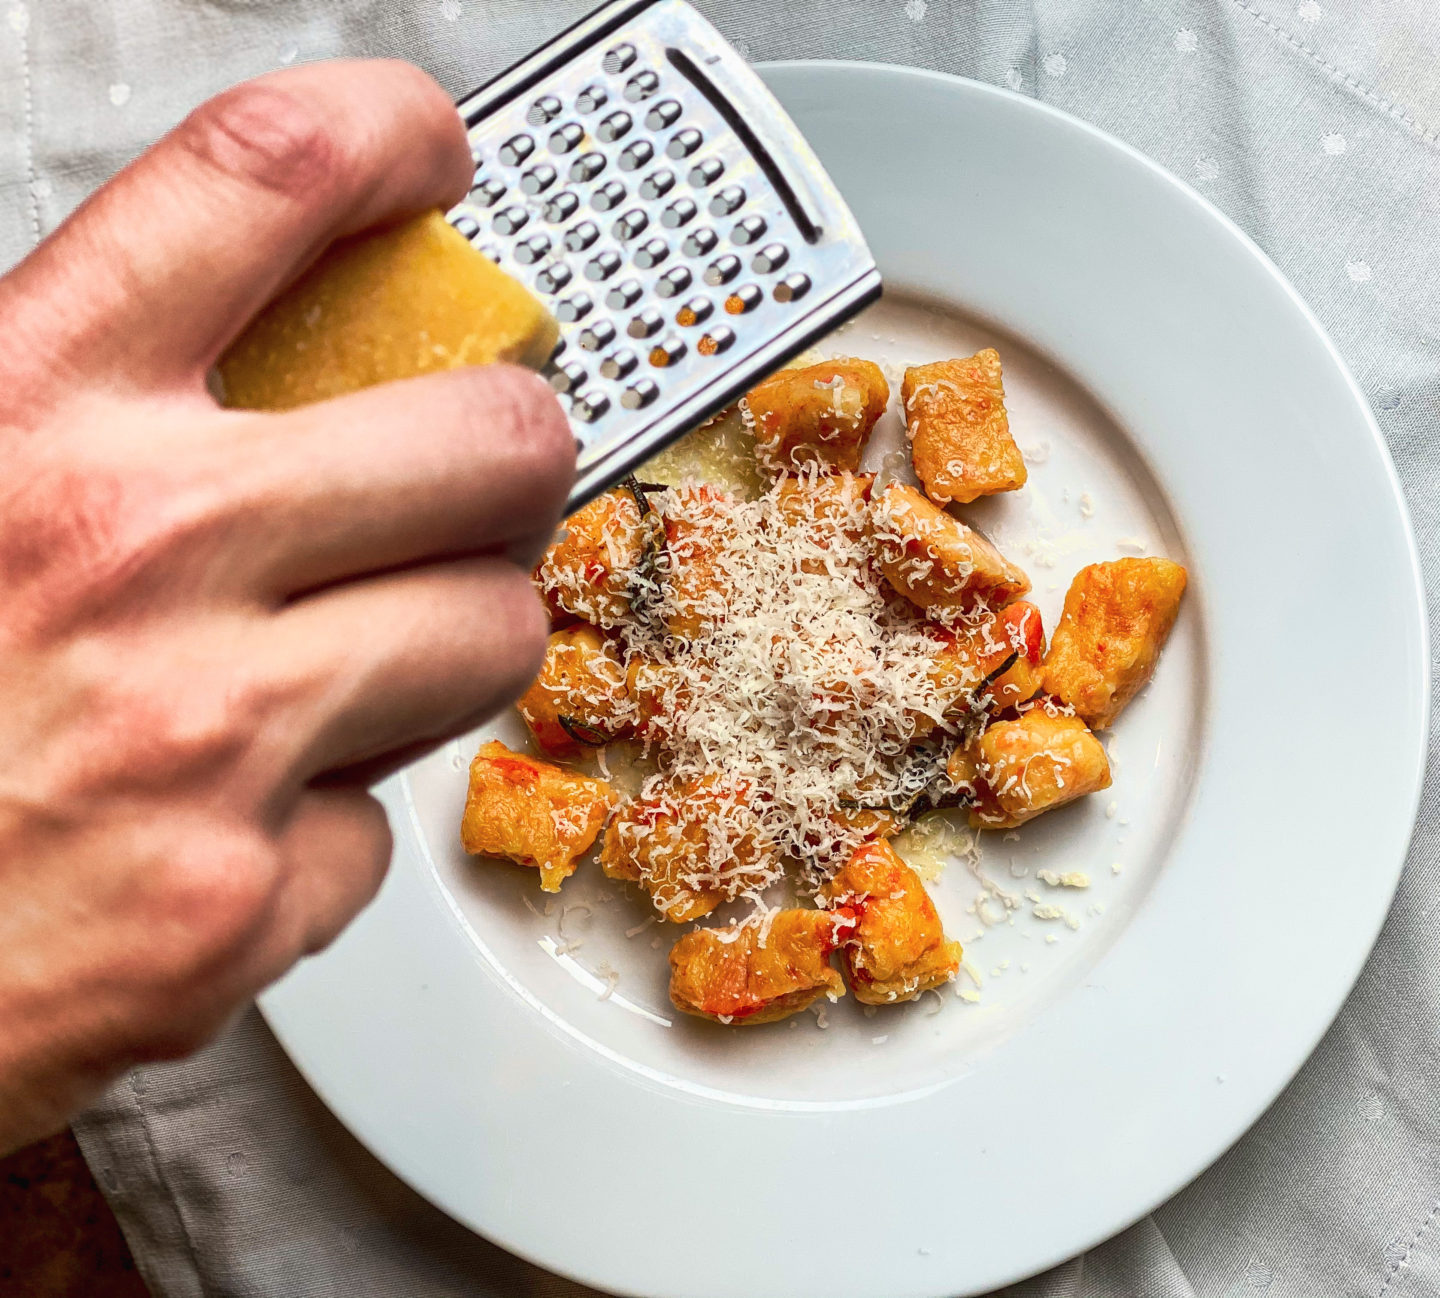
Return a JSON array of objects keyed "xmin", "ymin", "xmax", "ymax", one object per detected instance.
[{"xmin": 218, "ymin": 211, "xmax": 558, "ymax": 411}]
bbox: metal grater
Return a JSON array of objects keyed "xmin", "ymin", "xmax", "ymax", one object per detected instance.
[{"xmin": 447, "ymin": 0, "xmax": 881, "ymax": 510}]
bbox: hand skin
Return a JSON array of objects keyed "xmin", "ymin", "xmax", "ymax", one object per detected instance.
[{"xmin": 0, "ymin": 60, "xmax": 574, "ymax": 1154}]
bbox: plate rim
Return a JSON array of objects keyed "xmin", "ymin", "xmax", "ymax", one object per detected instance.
[{"xmin": 262, "ymin": 60, "xmax": 1430, "ymax": 1297}]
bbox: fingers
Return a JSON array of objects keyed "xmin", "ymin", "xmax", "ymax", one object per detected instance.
[
  {"xmin": 2, "ymin": 60, "xmax": 471, "ymax": 393},
  {"xmin": 274, "ymin": 784, "xmax": 394, "ymax": 957},
  {"xmin": 223, "ymin": 365, "xmax": 574, "ymax": 600},
  {"xmin": 320, "ymin": 737, "xmax": 451, "ymax": 791},
  {"xmin": 273, "ymin": 554, "xmax": 549, "ymax": 779}
]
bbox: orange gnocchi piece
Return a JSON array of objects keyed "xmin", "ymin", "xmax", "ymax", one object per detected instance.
[
  {"xmin": 872, "ymin": 484, "xmax": 1030, "ymax": 615},
  {"xmin": 821, "ymin": 840, "xmax": 962, "ymax": 1003},
  {"xmin": 744, "ymin": 360, "xmax": 889, "ymax": 473},
  {"xmin": 517, "ymin": 626, "xmax": 633, "ymax": 759},
  {"xmin": 954, "ymin": 708, "xmax": 1111, "ymax": 830},
  {"xmin": 535, "ymin": 489, "xmax": 647, "ymax": 628},
  {"xmin": 661, "ymin": 483, "xmax": 733, "ymax": 640},
  {"xmin": 461, "ymin": 741, "xmax": 614, "ymax": 892},
  {"xmin": 600, "ymin": 776, "xmax": 777, "ymax": 922},
  {"xmin": 669, "ymin": 908, "xmax": 850, "ymax": 1024},
  {"xmin": 925, "ymin": 598, "xmax": 1046, "ymax": 723},
  {"xmin": 1042, "ymin": 558, "xmax": 1188, "ymax": 729},
  {"xmin": 903, "ymin": 349, "xmax": 1026, "ymax": 505}
]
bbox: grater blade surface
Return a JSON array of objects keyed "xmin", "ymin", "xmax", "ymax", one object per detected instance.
[{"xmin": 449, "ymin": 0, "xmax": 881, "ymax": 510}]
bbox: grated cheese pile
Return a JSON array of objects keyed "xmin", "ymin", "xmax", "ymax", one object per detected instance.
[{"xmin": 540, "ymin": 467, "xmax": 1029, "ymax": 911}]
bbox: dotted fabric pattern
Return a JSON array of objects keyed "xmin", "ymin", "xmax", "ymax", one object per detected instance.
[{"xmin": 0, "ymin": 1, "xmax": 1434, "ymax": 1295}]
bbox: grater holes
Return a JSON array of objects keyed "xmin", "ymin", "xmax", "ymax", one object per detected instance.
[
  {"xmin": 515, "ymin": 234, "xmax": 551, "ymax": 264},
  {"xmin": 660, "ymin": 197, "xmax": 697, "ymax": 228},
  {"xmin": 591, "ymin": 181, "xmax": 626, "ymax": 212},
  {"xmin": 584, "ymin": 250, "xmax": 623, "ymax": 281},
  {"xmin": 569, "ymin": 152, "xmax": 606, "ymax": 183},
  {"xmin": 627, "ymin": 308, "xmax": 663, "ymax": 339},
  {"xmin": 572, "ymin": 389, "xmax": 610, "ymax": 422},
  {"xmin": 606, "ymin": 279, "xmax": 643, "ymax": 310},
  {"xmin": 752, "ymin": 243, "xmax": 789, "ymax": 274},
  {"xmin": 596, "ymin": 111, "xmax": 633, "ymax": 143},
  {"xmin": 703, "ymin": 254, "xmax": 741, "ymax": 286},
  {"xmin": 666, "ymin": 128, "xmax": 703, "ymax": 159},
  {"xmin": 555, "ymin": 293, "xmax": 593, "ymax": 323},
  {"xmin": 463, "ymin": 15, "xmax": 873, "ymax": 445},
  {"xmin": 688, "ymin": 157, "xmax": 724, "ymax": 187},
  {"xmin": 520, "ymin": 164, "xmax": 557, "ymax": 195},
  {"xmin": 633, "ymin": 238, "xmax": 668, "ymax": 269},
  {"xmin": 599, "ymin": 349, "xmax": 637, "ymax": 380},
  {"xmin": 472, "ymin": 178, "xmax": 507, "ymax": 207},
  {"xmin": 682, "ymin": 226, "xmax": 718, "ymax": 256},
  {"xmin": 612, "ymin": 209, "xmax": 648, "ymax": 241},
  {"xmin": 548, "ymin": 122, "xmax": 584, "ymax": 153},
  {"xmin": 622, "ymin": 378, "xmax": 659, "ymax": 409},
  {"xmin": 535, "ymin": 263, "xmax": 572, "ymax": 293},
  {"xmin": 564, "ymin": 220, "xmax": 599, "ymax": 251},
  {"xmin": 655, "ymin": 266, "xmax": 692, "ymax": 298},
  {"xmin": 452, "ymin": 214, "xmax": 480, "ymax": 240},
  {"xmin": 644, "ymin": 99, "xmax": 682, "ymax": 131},
  {"xmin": 624, "ymin": 70, "xmax": 660, "ymax": 101},
  {"xmin": 527, "ymin": 95, "xmax": 563, "ymax": 126},
  {"xmin": 675, "ymin": 296, "xmax": 712, "ymax": 326},
  {"xmin": 697, "ymin": 325, "xmax": 735, "ymax": 355},
  {"xmin": 498, "ymin": 134, "xmax": 535, "ymax": 166},
  {"xmin": 578, "ymin": 319, "xmax": 616, "ymax": 350},
  {"xmin": 638, "ymin": 169, "xmax": 676, "ymax": 200},
  {"xmin": 544, "ymin": 191, "xmax": 580, "ymax": 223},
  {"xmin": 688, "ymin": 157, "xmax": 725, "ymax": 187},
  {"xmin": 730, "ymin": 215, "xmax": 767, "ymax": 246},
  {"xmin": 477, "ymin": 244, "xmax": 502, "ymax": 263},
  {"xmin": 648, "ymin": 335, "xmax": 686, "ymax": 367},
  {"xmin": 773, "ymin": 272, "xmax": 811, "ymax": 302},
  {"xmin": 618, "ymin": 140, "xmax": 654, "ymax": 171},
  {"xmin": 723, "ymin": 284, "xmax": 764, "ymax": 314},
  {"xmin": 493, "ymin": 206, "xmax": 529, "ymax": 235},
  {"xmin": 550, "ymin": 362, "xmax": 586, "ymax": 394},
  {"xmin": 709, "ymin": 185, "xmax": 745, "ymax": 216},
  {"xmin": 601, "ymin": 43, "xmax": 637, "ymax": 74},
  {"xmin": 575, "ymin": 84, "xmax": 608, "ymax": 114}
]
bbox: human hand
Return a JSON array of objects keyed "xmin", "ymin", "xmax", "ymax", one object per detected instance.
[{"xmin": 0, "ymin": 59, "xmax": 573, "ymax": 1152}]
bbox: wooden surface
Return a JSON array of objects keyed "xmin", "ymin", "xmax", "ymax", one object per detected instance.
[{"xmin": 0, "ymin": 1129, "xmax": 149, "ymax": 1297}]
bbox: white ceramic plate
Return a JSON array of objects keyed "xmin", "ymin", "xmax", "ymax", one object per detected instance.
[{"xmin": 262, "ymin": 64, "xmax": 1428, "ymax": 1297}]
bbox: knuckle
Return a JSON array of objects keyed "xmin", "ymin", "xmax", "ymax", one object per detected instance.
[
  {"xmin": 178, "ymin": 80, "xmax": 345, "ymax": 203},
  {"xmin": 112, "ymin": 482, "xmax": 227, "ymax": 597},
  {"xmin": 93, "ymin": 665, "xmax": 274, "ymax": 796},
  {"xmin": 0, "ymin": 459, "xmax": 230, "ymax": 635},
  {"xmin": 147, "ymin": 832, "xmax": 283, "ymax": 977},
  {"xmin": 141, "ymin": 690, "xmax": 249, "ymax": 781},
  {"xmin": 0, "ymin": 466, "xmax": 130, "ymax": 627}
]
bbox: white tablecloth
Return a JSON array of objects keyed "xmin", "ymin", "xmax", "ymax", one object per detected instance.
[{"xmin": 2, "ymin": 1, "xmax": 1436, "ymax": 1293}]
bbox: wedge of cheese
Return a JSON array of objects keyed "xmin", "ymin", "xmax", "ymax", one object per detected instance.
[{"xmin": 218, "ymin": 210, "xmax": 557, "ymax": 410}]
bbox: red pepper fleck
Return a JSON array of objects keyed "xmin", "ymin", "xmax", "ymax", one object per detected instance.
[{"xmin": 488, "ymin": 755, "xmax": 541, "ymax": 787}]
